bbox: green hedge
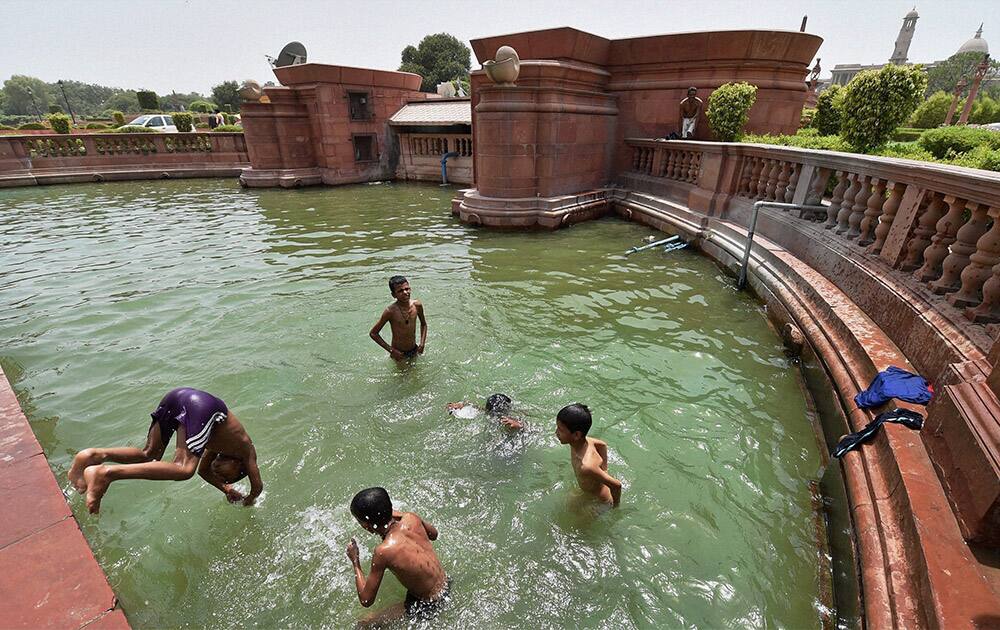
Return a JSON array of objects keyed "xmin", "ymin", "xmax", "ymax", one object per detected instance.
[
  {"xmin": 744, "ymin": 131, "xmax": 849, "ymax": 152},
  {"xmin": 0, "ymin": 124, "xmax": 14, "ymax": 130},
  {"xmin": 18, "ymin": 122, "xmax": 47, "ymax": 130},
  {"xmin": 85, "ymin": 122, "xmax": 108, "ymax": 129},
  {"xmin": 172, "ymin": 112, "xmax": 194, "ymax": 132},
  {"xmin": 891, "ymin": 127, "xmax": 923, "ymax": 142},
  {"xmin": 918, "ymin": 126, "xmax": 1000, "ymax": 158},
  {"xmin": 840, "ymin": 64, "xmax": 927, "ymax": 152},
  {"xmin": 112, "ymin": 125, "xmax": 157, "ymax": 133},
  {"xmin": 707, "ymin": 82, "xmax": 758, "ymax": 142},
  {"xmin": 47, "ymin": 113, "xmax": 71, "ymax": 134},
  {"xmin": 213, "ymin": 124, "xmax": 243, "ymax": 132},
  {"xmin": 188, "ymin": 100, "xmax": 215, "ymax": 113},
  {"xmin": 813, "ymin": 84, "xmax": 844, "ymax": 136},
  {"xmin": 112, "ymin": 111, "xmax": 125, "ymax": 126}
]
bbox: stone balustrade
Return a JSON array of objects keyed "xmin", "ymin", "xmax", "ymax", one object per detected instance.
[
  {"xmin": 406, "ymin": 133, "xmax": 473, "ymax": 158},
  {"xmin": 626, "ymin": 139, "xmax": 1000, "ymax": 326},
  {"xmin": 0, "ymin": 132, "xmax": 249, "ymax": 187},
  {"xmin": 396, "ymin": 133, "xmax": 473, "ymax": 184}
]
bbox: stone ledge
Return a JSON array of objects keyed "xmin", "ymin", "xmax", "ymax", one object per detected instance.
[
  {"xmin": 0, "ymin": 365, "xmax": 129, "ymax": 629},
  {"xmin": 0, "ymin": 165, "xmax": 246, "ymax": 188},
  {"xmin": 612, "ymin": 194, "xmax": 1000, "ymax": 628}
]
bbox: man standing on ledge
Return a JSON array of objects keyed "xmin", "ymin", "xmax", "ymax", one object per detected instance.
[{"xmin": 679, "ymin": 87, "xmax": 703, "ymax": 139}]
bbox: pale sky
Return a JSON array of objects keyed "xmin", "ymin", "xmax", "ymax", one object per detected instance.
[{"xmin": 0, "ymin": 0, "xmax": 992, "ymax": 95}]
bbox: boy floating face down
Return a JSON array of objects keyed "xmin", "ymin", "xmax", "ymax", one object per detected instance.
[
  {"xmin": 68, "ymin": 388, "xmax": 263, "ymax": 514},
  {"xmin": 447, "ymin": 392, "xmax": 524, "ymax": 430},
  {"xmin": 555, "ymin": 403, "xmax": 623, "ymax": 508},
  {"xmin": 346, "ymin": 487, "xmax": 450, "ymax": 625},
  {"xmin": 370, "ymin": 275, "xmax": 427, "ymax": 361}
]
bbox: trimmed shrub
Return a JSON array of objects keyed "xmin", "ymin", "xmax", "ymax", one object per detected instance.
[
  {"xmin": 744, "ymin": 132, "xmax": 849, "ymax": 152},
  {"xmin": 892, "ymin": 127, "xmax": 923, "ymax": 142},
  {"xmin": 136, "ymin": 90, "xmax": 159, "ymax": 110},
  {"xmin": 189, "ymin": 100, "xmax": 215, "ymax": 113},
  {"xmin": 195, "ymin": 121, "xmax": 209, "ymax": 129},
  {"xmin": 800, "ymin": 107, "xmax": 817, "ymax": 128},
  {"xmin": 918, "ymin": 126, "xmax": 1000, "ymax": 158},
  {"xmin": 18, "ymin": 122, "xmax": 47, "ymax": 130},
  {"xmin": 85, "ymin": 122, "xmax": 108, "ymax": 129},
  {"xmin": 47, "ymin": 113, "xmax": 71, "ymax": 134},
  {"xmin": 112, "ymin": 125, "xmax": 157, "ymax": 133},
  {"xmin": 706, "ymin": 81, "xmax": 758, "ymax": 142},
  {"xmin": 840, "ymin": 64, "xmax": 927, "ymax": 153},
  {"xmin": 172, "ymin": 112, "xmax": 194, "ymax": 132},
  {"xmin": 971, "ymin": 96, "xmax": 1000, "ymax": 125},
  {"xmin": 878, "ymin": 141, "xmax": 938, "ymax": 162},
  {"xmin": 0, "ymin": 124, "xmax": 14, "ymax": 130},
  {"xmin": 213, "ymin": 124, "xmax": 243, "ymax": 132},
  {"xmin": 112, "ymin": 110, "xmax": 125, "ymax": 126},
  {"xmin": 813, "ymin": 84, "xmax": 844, "ymax": 136},
  {"xmin": 48, "ymin": 104, "xmax": 63, "ymax": 114},
  {"xmin": 945, "ymin": 145, "xmax": 1000, "ymax": 171},
  {"xmin": 909, "ymin": 91, "xmax": 958, "ymax": 129}
]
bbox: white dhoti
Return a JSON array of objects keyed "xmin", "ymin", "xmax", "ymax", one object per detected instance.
[{"xmin": 682, "ymin": 117, "xmax": 697, "ymax": 138}]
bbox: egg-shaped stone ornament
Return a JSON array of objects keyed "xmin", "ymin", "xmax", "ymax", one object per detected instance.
[
  {"xmin": 483, "ymin": 46, "xmax": 520, "ymax": 86},
  {"xmin": 238, "ymin": 80, "xmax": 263, "ymax": 102}
]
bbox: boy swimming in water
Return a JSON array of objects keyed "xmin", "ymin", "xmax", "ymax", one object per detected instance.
[
  {"xmin": 447, "ymin": 393, "xmax": 524, "ymax": 430},
  {"xmin": 555, "ymin": 403, "xmax": 622, "ymax": 508},
  {"xmin": 369, "ymin": 275, "xmax": 427, "ymax": 360},
  {"xmin": 68, "ymin": 387, "xmax": 263, "ymax": 514},
  {"xmin": 346, "ymin": 487, "xmax": 450, "ymax": 624}
]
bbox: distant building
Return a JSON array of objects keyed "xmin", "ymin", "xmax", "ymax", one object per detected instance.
[{"xmin": 827, "ymin": 10, "xmax": 989, "ymax": 88}]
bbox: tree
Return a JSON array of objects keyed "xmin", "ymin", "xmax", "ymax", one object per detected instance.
[
  {"xmin": 2, "ymin": 75, "xmax": 51, "ymax": 115},
  {"xmin": 211, "ymin": 81, "xmax": 241, "ymax": 112},
  {"xmin": 971, "ymin": 95, "xmax": 1000, "ymax": 124},
  {"xmin": 909, "ymin": 91, "xmax": 959, "ymax": 128},
  {"xmin": 136, "ymin": 90, "xmax": 159, "ymax": 110},
  {"xmin": 926, "ymin": 52, "xmax": 1000, "ymax": 97},
  {"xmin": 706, "ymin": 82, "xmax": 758, "ymax": 142},
  {"xmin": 188, "ymin": 100, "xmax": 216, "ymax": 113},
  {"xmin": 812, "ymin": 84, "xmax": 844, "ymax": 135},
  {"xmin": 398, "ymin": 33, "xmax": 471, "ymax": 93},
  {"xmin": 840, "ymin": 64, "xmax": 927, "ymax": 153},
  {"xmin": 102, "ymin": 91, "xmax": 140, "ymax": 114},
  {"xmin": 159, "ymin": 91, "xmax": 205, "ymax": 112}
]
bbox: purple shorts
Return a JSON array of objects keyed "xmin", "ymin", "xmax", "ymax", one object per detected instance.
[{"xmin": 150, "ymin": 388, "xmax": 228, "ymax": 456}]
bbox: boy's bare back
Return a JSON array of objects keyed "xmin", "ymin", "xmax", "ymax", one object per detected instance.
[
  {"xmin": 571, "ymin": 437, "xmax": 616, "ymax": 504},
  {"xmin": 376, "ymin": 512, "xmax": 446, "ymax": 600}
]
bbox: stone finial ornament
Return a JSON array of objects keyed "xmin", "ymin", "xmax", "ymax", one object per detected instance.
[
  {"xmin": 238, "ymin": 80, "xmax": 263, "ymax": 102},
  {"xmin": 483, "ymin": 46, "xmax": 520, "ymax": 86}
]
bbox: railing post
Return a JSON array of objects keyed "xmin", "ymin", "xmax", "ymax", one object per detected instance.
[
  {"xmin": 825, "ymin": 170, "xmax": 848, "ymax": 228},
  {"xmin": 783, "ymin": 163, "xmax": 800, "ymax": 204},
  {"xmin": 917, "ymin": 195, "xmax": 968, "ymax": 282},
  {"xmin": 858, "ymin": 177, "xmax": 887, "ymax": 246},
  {"xmin": 763, "ymin": 159, "xmax": 780, "ymax": 200},
  {"xmin": 900, "ymin": 192, "xmax": 946, "ymax": 271},
  {"xmin": 836, "ymin": 173, "xmax": 860, "ymax": 234},
  {"xmin": 774, "ymin": 162, "xmax": 791, "ymax": 203},
  {"xmin": 933, "ymin": 202, "xmax": 990, "ymax": 294},
  {"xmin": 845, "ymin": 174, "xmax": 871, "ymax": 239},
  {"xmin": 950, "ymin": 205, "xmax": 1000, "ymax": 308},
  {"xmin": 869, "ymin": 181, "xmax": 903, "ymax": 254}
]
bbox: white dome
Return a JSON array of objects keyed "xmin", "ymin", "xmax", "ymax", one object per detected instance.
[
  {"xmin": 957, "ymin": 25, "xmax": 989, "ymax": 55},
  {"xmin": 906, "ymin": 8, "xmax": 919, "ymax": 18}
]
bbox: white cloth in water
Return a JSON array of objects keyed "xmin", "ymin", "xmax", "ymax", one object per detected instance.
[{"xmin": 449, "ymin": 406, "xmax": 479, "ymax": 420}]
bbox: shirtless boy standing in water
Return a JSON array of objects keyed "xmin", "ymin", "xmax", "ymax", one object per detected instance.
[
  {"xmin": 346, "ymin": 487, "xmax": 450, "ymax": 624},
  {"xmin": 68, "ymin": 387, "xmax": 263, "ymax": 514},
  {"xmin": 555, "ymin": 403, "xmax": 622, "ymax": 508},
  {"xmin": 370, "ymin": 275, "xmax": 427, "ymax": 360}
]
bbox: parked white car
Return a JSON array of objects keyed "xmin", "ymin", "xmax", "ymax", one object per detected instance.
[{"xmin": 125, "ymin": 114, "xmax": 179, "ymax": 132}]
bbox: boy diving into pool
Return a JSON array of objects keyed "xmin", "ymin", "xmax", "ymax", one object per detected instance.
[
  {"xmin": 447, "ymin": 392, "xmax": 524, "ymax": 430},
  {"xmin": 555, "ymin": 403, "xmax": 623, "ymax": 508},
  {"xmin": 346, "ymin": 487, "xmax": 450, "ymax": 624},
  {"xmin": 369, "ymin": 275, "xmax": 427, "ymax": 360},
  {"xmin": 68, "ymin": 387, "xmax": 263, "ymax": 514}
]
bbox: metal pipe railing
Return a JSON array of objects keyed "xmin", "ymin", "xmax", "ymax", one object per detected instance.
[{"xmin": 737, "ymin": 201, "xmax": 827, "ymax": 290}]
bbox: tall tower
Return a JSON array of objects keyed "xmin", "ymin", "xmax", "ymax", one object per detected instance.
[{"xmin": 890, "ymin": 8, "xmax": 919, "ymax": 64}]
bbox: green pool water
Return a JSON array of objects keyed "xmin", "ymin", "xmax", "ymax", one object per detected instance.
[{"xmin": 1, "ymin": 180, "xmax": 826, "ymax": 629}]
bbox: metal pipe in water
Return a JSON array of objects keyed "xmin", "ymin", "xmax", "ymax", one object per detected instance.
[
  {"xmin": 440, "ymin": 152, "xmax": 460, "ymax": 185},
  {"xmin": 625, "ymin": 234, "xmax": 680, "ymax": 256},
  {"xmin": 737, "ymin": 201, "xmax": 827, "ymax": 291}
]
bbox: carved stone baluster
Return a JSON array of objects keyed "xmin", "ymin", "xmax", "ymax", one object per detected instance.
[
  {"xmin": 934, "ymin": 202, "xmax": 989, "ymax": 294},
  {"xmin": 783, "ymin": 163, "xmax": 800, "ymax": 204},
  {"xmin": 845, "ymin": 175, "xmax": 871, "ymax": 240},
  {"xmin": 745, "ymin": 158, "xmax": 762, "ymax": 199},
  {"xmin": 762, "ymin": 160, "xmax": 780, "ymax": 200},
  {"xmin": 869, "ymin": 181, "xmax": 904, "ymax": 254},
  {"xmin": 738, "ymin": 158, "xmax": 753, "ymax": 197},
  {"xmin": 666, "ymin": 151, "xmax": 678, "ymax": 179},
  {"xmin": 754, "ymin": 159, "xmax": 772, "ymax": 199},
  {"xmin": 966, "ymin": 260, "xmax": 1000, "ymax": 322},
  {"xmin": 950, "ymin": 205, "xmax": 1000, "ymax": 307},
  {"xmin": 687, "ymin": 153, "xmax": 700, "ymax": 183},
  {"xmin": 679, "ymin": 152, "xmax": 692, "ymax": 181},
  {"xmin": 858, "ymin": 178, "xmax": 887, "ymax": 246},
  {"xmin": 825, "ymin": 171, "xmax": 849, "ymax": 228},
  {"xmin": 899, "ymin": 193, "xmax": 945, "ymax": 270},
  {"xmin": 774, "ymin": 162, "xmax": 792, "ymax": 205},
  {"xmin": 917, "ymin": 195, "xmax": 969, "ymax": 282},
  {"xmin": 835, "ymin": 173, "xmax": 860, "ymax": 234}
]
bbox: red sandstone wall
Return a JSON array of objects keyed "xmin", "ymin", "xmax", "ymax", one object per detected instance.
[
  {"xmin": 242, "ymin": 64, "xmax": 429, "ymax": 186},
  {"xmin": 470, "ymin": 27, "xmax": 821, "ymax": 197}
]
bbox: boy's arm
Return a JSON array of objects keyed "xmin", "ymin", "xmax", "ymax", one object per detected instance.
[
  {"xmin": 593, "ymin": 439, "xmax": 609, "ymax": 465},
  {"xmin": 416, "ymin": 301, "xmax": 427, "ymax": 353},
  {"xmin": 500, "ymin": 416, "xmax": 524, "ymax": 430},
  {"xmin": 369, "ymin": 310, "xmax": 401, "ymax": 359},
  {"xmin": 346, "ymin": 539, "xmax": 387, "ymax": 607},
  {"xmin": 587, "ymin": 465, "xmax": 623, "ymax": 508},
  {"xmin": 242, "ymin": 451, "xmax": 264, "ymax": 506}
]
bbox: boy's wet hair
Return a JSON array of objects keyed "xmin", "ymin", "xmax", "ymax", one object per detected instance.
[
  {"xmin": 351, "ymin": 487, "xmax": 393, "ymax": 527},
  {"xmin": 389, "ymin": 276, "xmax": 408, "ymax": 294},
  {"xmin": 211, "ymin": 455, "xmax": 247, "ymax": 484},
  {"xmin": 485, "ymin": 393, "xmax": 512, "ymax": 416},
  {"xmin": 557, "ymin": 403, "xmax": 592, "ymax": 436}
]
